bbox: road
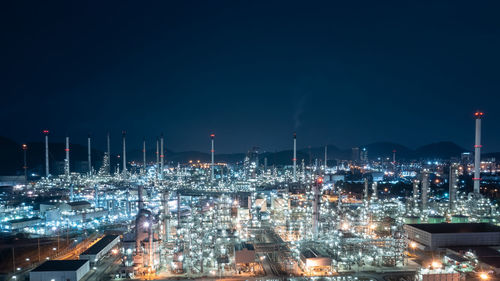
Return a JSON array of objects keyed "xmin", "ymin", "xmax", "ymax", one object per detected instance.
[{"xmin": 81, "ymin": 254, "xmax": 121, "ymax": 281}]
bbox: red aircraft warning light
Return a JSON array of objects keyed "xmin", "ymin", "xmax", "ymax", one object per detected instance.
[
  {"xmin": 474, "ymin": 111, "xmax": 484, "ymax": 119},
  {"xmin": 43, "ymin": 130, "xmax": 49, "ymax": 134},
  {"xmin": 210, "ymin": 133, "xmax": 215, "ymax": 138}
]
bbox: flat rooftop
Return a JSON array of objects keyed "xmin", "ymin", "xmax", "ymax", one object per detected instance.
[
  {"xmin": 32, "ymin": 260, "xmax": 88, "ymax": 272},
  {"xmin": 8, "ymin": 217, "xmax": 40, "ymax": 223},
  {"xmin": 406, "ymin": 223, "xmax": 500, "ymax": 234},
  {"xmin": 81, "ymin": 235, "xmax": 119, "ymax": 255}
]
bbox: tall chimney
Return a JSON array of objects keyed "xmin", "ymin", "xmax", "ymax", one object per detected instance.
[
  {"xmin": 293, "ymin": 133, "xmax": 297, "ymax": 182},
  {"xmin": 88, "ymin": 134, "xmax": 92, "ymax": 175},
  {"xmin": 156, "ymin": 137, "xmax": 159, "ymax": 178},
  {"xmin": 107, "ymin": 132, "xmax": 111, "ymax": 174},
  {"xmin": 210, "ymin": 133, "xmax": 215, "ymax": 181},
  {"xmin": 65, "ymin": 136, "xmax": 70, "ymax": 177},
  {"xmin": 122, "ymin": 131, "xmax": 127, "ymax": 174},
  {"xmin": 473, "ymin": 111, "xmax": 483, "ymax": 194},
  {"xmin": 143, "ymin": 137, "xmax": 146, "ymax": 174},
  {"xmin": 43, "ymin": 130, "xmax": 49, "ymax": 177},
  {"xmin": 22, "ymin": 144, "xmax": 28, "ymax": 183},
  {"xmin": 160, "ymin": 133, "xmax": 164, "ymax": 179}
]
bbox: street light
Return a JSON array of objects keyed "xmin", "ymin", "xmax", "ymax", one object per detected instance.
[{"xmin": 479, "ymin": 272, "xmax": 489, "ymax": 280}]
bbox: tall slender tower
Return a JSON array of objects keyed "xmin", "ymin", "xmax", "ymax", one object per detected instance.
[
  {"xmin": 106, "ymin": 132, "xmax": 111, "ymax": 174},
  {"xmin": 324, "ymin": 145, "xmax": 328, "ymax": 171},
  {"xmin": 64, "ymin": 136, "xmax": 70, "ymax": 177},
  {"xmin": 473, "ymin": 111, "xmax": 483, "ymax": 194},
  {"xmin": 143, "ymin": 137, "xmax": 146, "ymax": 174},
  {"xmin": 43, "ymin": 130, "xmax": 49, "ymax": 177},
  {"xmin": 156, "ymin": 137, "xmax": 159, "ymax": 178},
  {"xmin": 22, "ymin": 144, "xmax": 28, "ymax": 183},
  {"xmin": 421, "ymin": 169, "xmax": 429, "ymax": 211},
  {"xmin": 210, "ymin": 133, "xmax": 215, "ymax": 181},
  {"xmin": 312, "ymin": 177, "xmax": 322, "ymax": 239},
  {"xmin": 293, "ymin": 133, "xmax": 297, "ymax": 182},
  {"xmin": 122, "ymin": 131, "xmax": 127, "ymax": 174},
  {"xmin": 364, "ymin": 178, "xmax": 369, "ymax": 200},
  {"xmin": 88, "ymin": 134, "xmax": 92, "ymax": 175},
  {"xmin": 372, "ymin": 181, "xmax": 378, "ymax": 200},
  {"xmin": 449, "ymin": 163, "xmax": 459, "ymax": 210},
  {"xmin": 160, "ymin": 134, "xmax": 164, "ymax": 179},
  {"xmin": 413, "ymin": 179, "xmax": 420, "ymax": 204}
]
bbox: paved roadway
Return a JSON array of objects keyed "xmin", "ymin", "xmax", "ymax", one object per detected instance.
[{"xmin": 81, "ymin": 254, "xmax": 121, "ymax": 281}]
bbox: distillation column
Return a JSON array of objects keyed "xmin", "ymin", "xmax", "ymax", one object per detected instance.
[
  {"xmin": 421, "ymin": 170, "xmax": 429, "ymax": 211},
  {"xmin": 65, "ymin": 136, "xmax": 70, "ymax": 177},
  {"xmin": 372, "ymin": 181, "xmax": 378, "ymax": 200},
  {"xmin": 449, "ymin": 163, "xmax": 459, "ymax": 210}
]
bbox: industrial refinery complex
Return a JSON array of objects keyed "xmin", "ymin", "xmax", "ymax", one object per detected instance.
[{"xmin": 1, "ymin": 112, "xmax": 500, "ymax": 281}]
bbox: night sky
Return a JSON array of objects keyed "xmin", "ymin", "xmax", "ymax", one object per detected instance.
[{"xmin": 2, "ymin": 1, "xmax": 500, "ymax": 153}]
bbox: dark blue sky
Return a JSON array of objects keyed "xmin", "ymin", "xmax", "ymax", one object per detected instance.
[{"xmin": 2, "ymin": 1, "xmax": 500, "ymax": 153}]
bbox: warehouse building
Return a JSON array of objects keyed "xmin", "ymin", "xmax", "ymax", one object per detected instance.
[
  {"xmin": 404, "ymin": 223, "xmax": 500, "ymax": 249},
  {"xmin": 79, "ymin": 234, "xmax": 120, "ymax": 263},
  {"xmin": 30, "ymin": 260, "xmax": 89, "ymax": 281}
]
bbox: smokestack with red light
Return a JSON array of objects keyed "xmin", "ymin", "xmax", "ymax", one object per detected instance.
[
  {"xmin": 43, "ymin": 130, "xmax": 49, "ymax": 177},
  {"xmin": 210, "ymin": 133, "xmax": 215, "ymax": 181},
  {"xmin": 293, "ymin": 133, "xmax": 297, "ymax": 182},
  {"xmin": 473, "ymin": 111, "xmax": 483, "ymax": 194},
  {"xmin": 88, "ymin": 134, "xmax": 92, "ymax": 176},
  {"xmin": 64, "ymin": 136, "xmax": 70, "ymax": 177},
  {"xmin": 160, "ymin": 133, "xmax": 164, "ymax": 179},
  {"xmin": 122, "ymin": 131, "xmax": 127, "ymax": 174}
]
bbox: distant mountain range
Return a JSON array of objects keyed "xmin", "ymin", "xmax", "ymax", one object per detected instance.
[{"xmin": 0, "ymin": 136, "xmax": 497, "ymax": 176}]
